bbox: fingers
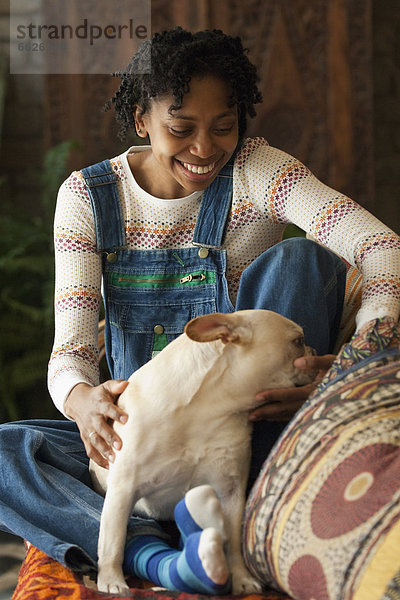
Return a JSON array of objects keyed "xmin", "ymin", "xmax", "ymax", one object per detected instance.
[
  {"xmin": 84, "ymin": 421, "xmax": 119, "ymax": 466},
  {"xmin": 103, "ymin": 378, "xmax": 129, "ymax": 398},
  {"xmin": 98, "ymin": 394, "xmax": 128, "ymax": 427},
  {"xmin": 102, "ymin": 379, "xmax": 129, "ymax": 422},
  {"xmin": 294, "ymin": 354, "xmax": 336, "ymax": 371},
  {"xmin": 249, "ymin": 400, "xmax": 303, "ymax": 422},
  {"xmin": 249, "ymin": 354, "xmax": 337, "ymax": 424},
  {"xmin": 250, "ymin": 383, "xmax": 316, "ymax": 422},
  {"xmin": 90, "ymin": 382, "xmax": 128, "ymax": 461},
  {"xmin": 254, "ymin": 384, "xmax": 314, "ymax": 404},
  {"xmin": 68, "ymin": 379, "xmax": 130, "ymax": 468},
  {"xmin": 84, "ymin": 436, "xmax": 110, "ymax": 469}
]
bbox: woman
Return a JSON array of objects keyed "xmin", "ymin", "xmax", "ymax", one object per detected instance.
[{"xmin": 1, "ymin": 27, "xmax": 399, "ymax": 594}]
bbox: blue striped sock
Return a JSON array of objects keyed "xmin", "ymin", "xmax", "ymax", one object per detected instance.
[
  {"xmin": 123, "ymin": 532, "xmax": 231, "ymax": 594},
  {"xmin": 174, "ymin": 496, "xmax": 202, "ymax": 542}
]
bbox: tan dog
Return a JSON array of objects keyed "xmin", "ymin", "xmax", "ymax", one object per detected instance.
[{"xmin": 90, "ymin": 309, "xmax": 316, "ymax": 594}]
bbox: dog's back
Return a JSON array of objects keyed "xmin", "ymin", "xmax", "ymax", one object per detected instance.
[{"xmin": 109, "ymin": 330, "xmax": 253, "ymax": 519}]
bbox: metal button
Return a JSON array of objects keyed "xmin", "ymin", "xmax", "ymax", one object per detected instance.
[
  {"xmin": 153, "ymin": 324, "xmax": 164, "ymax": 335},
  {"xmin": 106, "ymin": 252, "xmax": 117, "ymax": 263},
  {"xmin": 198, "ymin": 247, "xmax": 209, "ymax": 258}
]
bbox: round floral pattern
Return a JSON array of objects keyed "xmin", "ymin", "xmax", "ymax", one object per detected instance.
[
  {"xmin": 288, "ymin": 555, "xmax": 329, "ymax": 600},
  {"xmin": 311, "ymin": 443, "xmax": 400, "ymax": 539}
]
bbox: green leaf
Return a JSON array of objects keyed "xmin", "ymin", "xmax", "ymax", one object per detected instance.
[{"xmin": 0, "ymin": 141, "xmax": 74, "ymax": 421}]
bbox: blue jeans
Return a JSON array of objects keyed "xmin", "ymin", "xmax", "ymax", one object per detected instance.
[
  {"xmin": 0, "ymin": 419, "xmax": 164, "ymax": 571},
  {"xmin": 236, "ymin": 238, "xmax": 346, "ymax": 355},
  {"xmin": 235, "ymin": 238, "xmax": 346, "ymax": 487},
  {"xmin": 0, "ymin": 238, "xmax": 346, "ymax": 570}
]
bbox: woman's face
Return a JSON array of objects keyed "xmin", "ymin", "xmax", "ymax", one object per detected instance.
[{"xmin": 134, "ymin": 75, "xmax": 239, "ymax": 199}]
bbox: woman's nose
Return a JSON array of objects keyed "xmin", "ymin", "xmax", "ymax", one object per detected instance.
[{"xmin": 189, "ymin": 132, "xmax": 215, "ymax": 158}]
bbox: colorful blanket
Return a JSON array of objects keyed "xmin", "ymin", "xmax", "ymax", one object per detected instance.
[{"xmin": 12, "ymin": 544, "xmax": 291, "ymax": 600}]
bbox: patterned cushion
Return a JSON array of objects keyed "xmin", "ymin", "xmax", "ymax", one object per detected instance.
[{"xmin": 244, "ymin": 317, "xmax": 400, "ymax": 600}]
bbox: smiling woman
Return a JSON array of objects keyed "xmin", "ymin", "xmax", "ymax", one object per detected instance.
[
  {"xmin": 130, "ymin": 76, "xmax": 239, "ymax": 198},
  {"xmin": 1, "ymin": 25, "xmax": 400, "ymax": 597}
]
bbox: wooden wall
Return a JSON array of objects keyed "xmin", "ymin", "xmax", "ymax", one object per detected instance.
[{"xmin": 43, "ymin": 1, "xmax": 373, "ymax": 209}]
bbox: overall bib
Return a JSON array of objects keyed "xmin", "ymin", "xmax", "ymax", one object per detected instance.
[{"xmin": 81, "ymin": 159, "xmax": 235, "ymax": 380}]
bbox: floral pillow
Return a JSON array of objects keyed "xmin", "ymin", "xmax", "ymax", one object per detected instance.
[{"xmin": 244, "ymin": 318, "xmax": 400, "ymax": 600}]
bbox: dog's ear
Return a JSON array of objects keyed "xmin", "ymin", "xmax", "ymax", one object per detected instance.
[{"xmin": 184, "ymin": 313, "xmax": 252, "ymax": 344}]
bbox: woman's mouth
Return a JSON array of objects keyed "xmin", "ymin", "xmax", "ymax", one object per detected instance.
[
  {"xmin": 182, "ymin": 161, "xmax": 215, "ymax": 174},
  {"xmin": 176, "ymin": 159, "xmax": 218, "ymax": 180}
]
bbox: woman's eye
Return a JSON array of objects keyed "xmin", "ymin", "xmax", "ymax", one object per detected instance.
[
  {"xmin": 169, "ymin": 128, "xmax": 191, "ymax": 136},
  {"xmin": 214, "ymin": 126, "xmax": 234, "ymax": 135},
  {"xmin": 169, "ymin": 125, "xmax": 235, "ymax": 137}
]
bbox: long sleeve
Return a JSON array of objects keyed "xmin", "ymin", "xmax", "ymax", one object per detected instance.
[
  {"xmin": 240, "ymin": 139, "xmax": 400, "ymax": 329},
  {"xmin": 47, "ymin": 172, "xmax": 103, "ymax": 416}
]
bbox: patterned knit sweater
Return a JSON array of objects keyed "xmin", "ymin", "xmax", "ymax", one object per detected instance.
[{"xmin": 49, "ymin": 137, "xmax": 400, "ymax": 414}]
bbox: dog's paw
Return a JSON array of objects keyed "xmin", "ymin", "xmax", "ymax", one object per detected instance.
[
  {"xmin": 97, "ymin": 580, "xmax": 131, "ymax": 596},
  {"xmin": 232, "ymin": 569, "xmax": 263, "ymax": 595},
  {"xmin": 97, "ymin": 567, "xmax": 130, "ymax": 596}
]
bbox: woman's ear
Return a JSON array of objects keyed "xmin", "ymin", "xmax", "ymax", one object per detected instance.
[{"xmin": 133, "ymin": 106, "xmax": 147, "ymax": 138}]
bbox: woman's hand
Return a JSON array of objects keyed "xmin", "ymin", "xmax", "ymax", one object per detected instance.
[
  {"xmin": 249, "ymin": 354, "xmax": 336, "ymax": 422},
  {"xmin": 65, "ymin": 380, "xmax": 129, "ymax": 468}
]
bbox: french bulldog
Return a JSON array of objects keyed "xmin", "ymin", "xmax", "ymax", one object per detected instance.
[{"xmin": 90, "ymin": 309, "xmax": 315, "ymax": 594}]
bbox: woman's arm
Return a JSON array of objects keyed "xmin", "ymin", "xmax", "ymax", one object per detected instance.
[
  {"xmin": 48, "ymin": 172, "xmax": 128, "ymax": 466},
  {"xmin": 48, "ymin": 172, "xmax": 103, "ymax": 414},
  {"xmin": 247, "ymin": 143, "xmax": 400, "ymax": 329}
]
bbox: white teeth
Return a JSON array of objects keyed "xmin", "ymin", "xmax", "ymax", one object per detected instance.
[{"xmin": 182, "ymin": 162, "xmax": 215, "ymax": 174}]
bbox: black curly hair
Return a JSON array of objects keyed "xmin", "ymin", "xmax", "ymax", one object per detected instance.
[{"xmin": 106, "ymin": 27, "xmax": 262, "ymax": 144}]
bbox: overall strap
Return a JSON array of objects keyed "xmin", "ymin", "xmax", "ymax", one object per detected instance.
[
  {"xmin": 192, "ymin": 160, "xmax": 234, "ymax": 249},
  {"xmin": 81, "ymin": 160, "xmax": 126, "ymax": 252}
]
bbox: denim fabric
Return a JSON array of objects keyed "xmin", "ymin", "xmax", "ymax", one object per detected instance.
[
  {"xmin": 104, "ymin": 247, "xmax": 234, "ymax": 378},
  {"xmin": 81, "ymin": 160, "xmax": 126, "ymax": 252},
  {"xmin": 236, "ymin": 237, "xmax": 347, "ymax": 355},
  {"xmin": 0, "ymin": 160, "xmax": 236, "ymax": 570},
  {"xmin": 191, "ymin": 169, "xmax": 233, "ymax": 248},
  {"xmin": 236, "ymin": 237, "xmax": 347, "ymax": 490},
  {"xmin": 0, "ymin": 159, "xmax": 346, "ymax": 571},
  {"xmin": 0, "ymin": 420, "xmax": 165, "ymax": 571}
]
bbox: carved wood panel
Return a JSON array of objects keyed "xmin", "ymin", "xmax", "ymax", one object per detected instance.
[
  {"xmin": 44, "ymin": 0, "xmax": 373, "ymax": 208},
  {"xmin": 206, "ymin": 0, "xmax": 374, "ymax": 207}
]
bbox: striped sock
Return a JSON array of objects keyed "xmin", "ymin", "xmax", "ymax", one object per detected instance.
[
  {"xmin": 123, "ymin": 530, "xmax": 231, "ymax": 594},
  {"xmin": 124, "ymin": 532, "xmax": 231, "ymax": 595},
  {"xmin": 124, "ymin": 530, "xmax": 231, "ymax": 595},
  {"xmin": 174, "ymin": 496, "xmax": 202, "ymax": 542}
]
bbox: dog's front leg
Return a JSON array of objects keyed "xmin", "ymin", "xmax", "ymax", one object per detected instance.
[
  {"xmin": 96, "ymin": 468, "xmax": 139, "ymax": 595},
  {"xmin": 219, "ymin": 487, "xmax": 263, "ymax": 594}
]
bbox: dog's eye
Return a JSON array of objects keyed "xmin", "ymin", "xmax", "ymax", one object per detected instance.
[{"xmin": 292, "ymin": 336, "xmax": 305, "ymax": 348}]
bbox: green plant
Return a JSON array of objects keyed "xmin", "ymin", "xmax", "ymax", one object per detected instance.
[{"xmin": 0, "ymin": 141, "xmax": 77, "ymax": 422}]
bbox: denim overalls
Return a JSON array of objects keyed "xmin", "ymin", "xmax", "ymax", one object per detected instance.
[{"xmin": 81, "ymin": 160, "xmax": 235, "ymax": 380}]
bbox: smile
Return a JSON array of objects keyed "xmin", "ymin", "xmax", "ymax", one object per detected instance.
[{"xmin": 181, "ymin": 161, "xmax": 215, "ymax": 174}]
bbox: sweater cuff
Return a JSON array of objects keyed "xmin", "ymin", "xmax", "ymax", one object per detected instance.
[
  {"xmin": 48, "ymin": 373, "xmax": 96, "ymax": 418},
  {"xmin": 355, "ymin": 304, "xmax": 400, "ymax": 332}
]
